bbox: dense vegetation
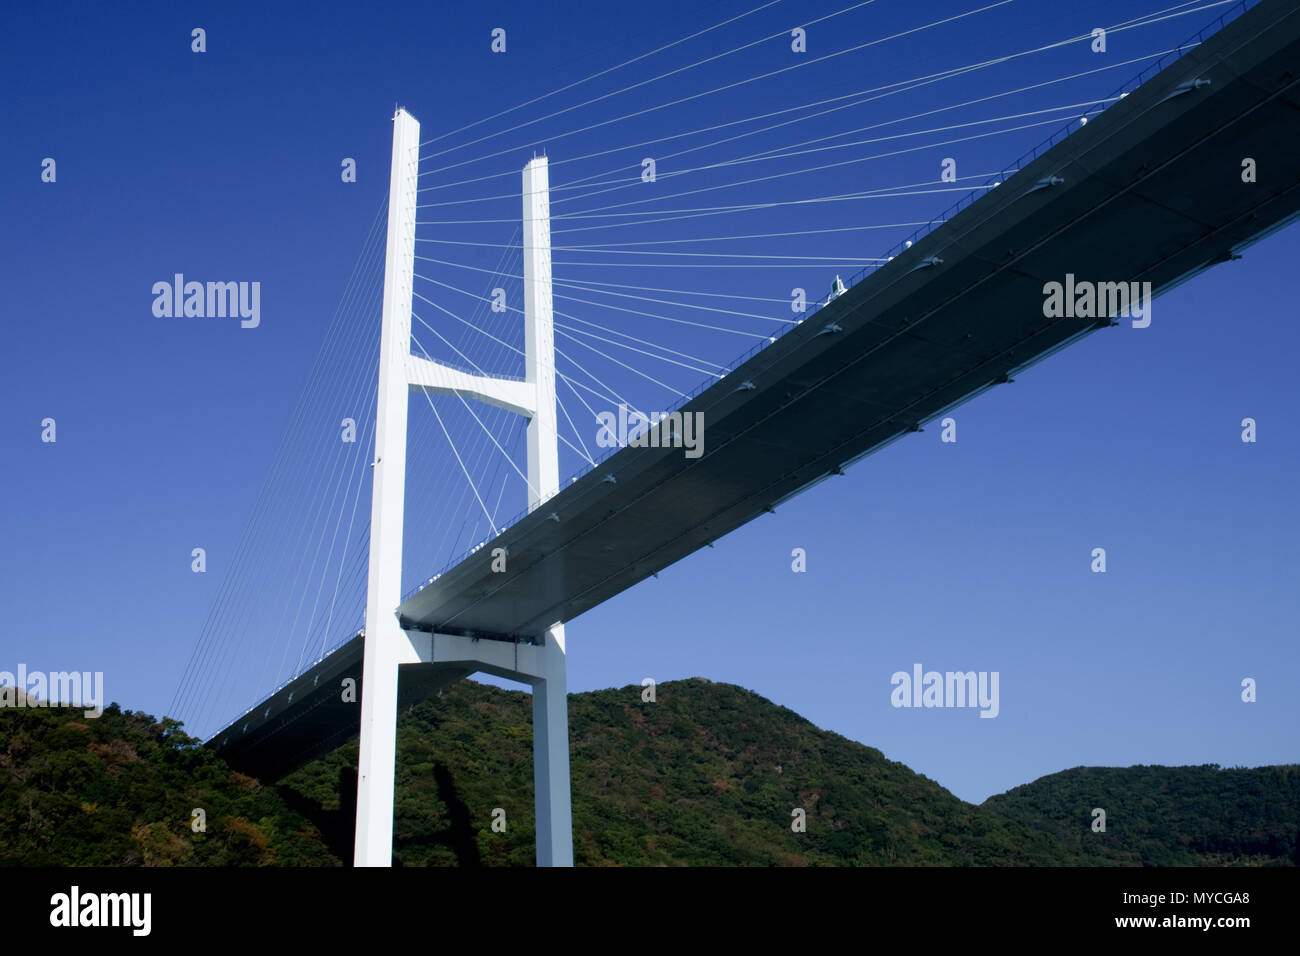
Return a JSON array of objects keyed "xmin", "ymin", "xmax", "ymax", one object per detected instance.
[
  {"xmin": 2, "ymin": 679, "xmax": 1295, "ymax": 865},
  {"xmin": 0, "ymin": 693, "xmax": 336, "ymax": 865},
  {"xmin": 983, "ymin": 764, "xmax": 1300, "ymax": 866},
  {"xmin": 281, "ymin": 677, "xmax": 1068, "ymax": 866}
]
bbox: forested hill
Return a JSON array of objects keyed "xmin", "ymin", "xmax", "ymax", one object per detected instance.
[
  {"xmin": 982, "ymin": 764, "xmax": 1300, "ymax": 866},
  {"xmin": 1, "ymin": 679, "xmax": 1295, "ymax": 866},
  {"xmin": 0, "ymin": 690, "xmax": 334, "ymax": 865}
]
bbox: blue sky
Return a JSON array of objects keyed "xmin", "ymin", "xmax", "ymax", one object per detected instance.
[{"xmin": 2, "ymin": 0, "xmax": 1295, "ymax": 804}]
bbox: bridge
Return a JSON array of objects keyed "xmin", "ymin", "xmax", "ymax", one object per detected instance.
[{"xmin": 186, "ymin": 0, "xmax": 1300, "ymax": 866}]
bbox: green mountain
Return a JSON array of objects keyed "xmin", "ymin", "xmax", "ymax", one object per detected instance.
[
  {"xmin": 282, "ymin": 676, "xmax": 1066, "ymax": 866},
  {"xmin": 0, "ymin": 692, "xmax": 335, "ymax": 866},
  {"xmin": 1, "ymin": 679, "xmax": 1295, "ymax": 866},
  {"xmin": 982, "ymin": 764, "xmax": 1300, "ymax": 866}
]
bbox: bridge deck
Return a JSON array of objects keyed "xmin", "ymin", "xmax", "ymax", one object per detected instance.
[
  {"xmin": 397, "ymin": 0, "xmax": 1300, "ymax": 641},
  {"xmin": 212, "ymin": 0, "xmax": 1300, "ymax": 777}
]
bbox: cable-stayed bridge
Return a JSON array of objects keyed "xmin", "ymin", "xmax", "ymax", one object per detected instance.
[{"xmin": 170, "ymin": 0, "xmax": 1300, "ymax": 866}]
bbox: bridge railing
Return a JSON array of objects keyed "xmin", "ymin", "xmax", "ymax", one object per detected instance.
[{"xmin": 870, "ymin": 0, "xmax": 1255, "ymax": 280}]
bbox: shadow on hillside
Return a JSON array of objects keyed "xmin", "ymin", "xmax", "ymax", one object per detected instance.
[
  {"xmin": 392, "ymin": 764, "xmax": 481, "ymax": 867},
  {"xmin": 278, "ymin": 762, "xmax": 481, "ymax": 867},
  {"xmin": 276, "ymin": 767, "xmax": 357, "ymax": 864},
  {"xmin": 433, "ymin": 762, "xmax": 481, "ymax": 868}
]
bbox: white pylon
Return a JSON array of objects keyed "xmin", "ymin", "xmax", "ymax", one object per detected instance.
[
  {"xmin": 521, "ymin": 156, "xmax": 573, "ymax": 867},
  {"xmin": 355, "ymin": 107, "xmax": 419, "ymax": 869},
  {"xmin": 523, "ymin": 156, "xmax": 559, "ymax": 513},
  {"xmin": 354, "ymin": 113, "xmax": 572, "ymax": 867}
]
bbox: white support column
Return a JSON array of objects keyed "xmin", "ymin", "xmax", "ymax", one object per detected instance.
[
  {"xmin": 522, "ymin": 155, "xmax": 573, "ymax": 867},
  {"xmin": 355, "ymin": 107, "xmax": 420, "ymax": 868},
  {"xmin": 405, "ymin": 625, "xmax": 572, "ymax": 866},
  {"xmin": 532, "ymin": 623, "xmax": 572, "ymax": 866}
]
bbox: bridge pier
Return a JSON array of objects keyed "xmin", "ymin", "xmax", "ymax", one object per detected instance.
[
  {"xmin": 532, "ymin": 624, "xmax": 573, "ymax": 867},
  {"xmin": 410, "ymin": 627, "xmax": 573, "ymax": 866}
]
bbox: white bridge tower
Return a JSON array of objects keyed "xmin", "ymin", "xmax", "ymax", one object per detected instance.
[{"xmin": 354, "ymin": 107, "xmax": 571, "ymax": 867}]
